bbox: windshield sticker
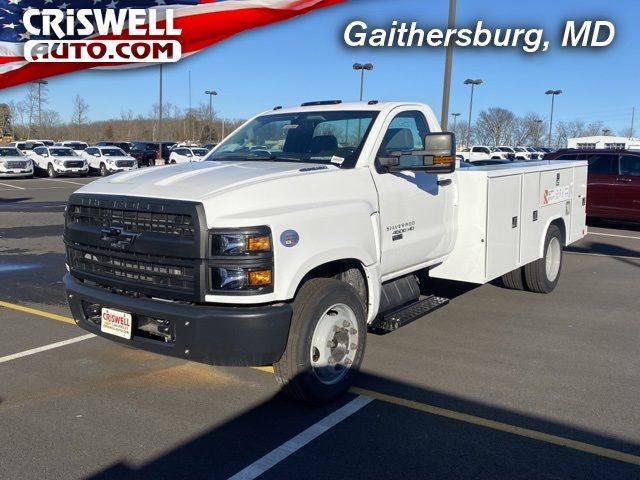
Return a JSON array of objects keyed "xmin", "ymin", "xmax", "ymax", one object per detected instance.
[
  {"xmin": 330, "ymin": 156, "xmax": 345, "ymax": 165},
  {"xmin": 283, "ymin": 124, "xmax": 299, "ymax": 130}
]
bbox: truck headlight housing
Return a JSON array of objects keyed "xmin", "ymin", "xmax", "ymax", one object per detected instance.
[{"xmin": 208, "ymin": 226, "xmax": 273, "ymax": 293}]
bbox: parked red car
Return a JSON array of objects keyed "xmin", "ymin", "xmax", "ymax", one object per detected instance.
[{"xmin": 544, "ymin": 149, "xmax": 640, "ymax": 222}]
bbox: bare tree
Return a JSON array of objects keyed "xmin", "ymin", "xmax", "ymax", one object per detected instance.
[
  {"xmin": 71, "ymin": 95, "xmax": 90, "ymax": 138},
  {"xmin": 475, "ymin": 107, "xmax": 515, "ymax": 146}
]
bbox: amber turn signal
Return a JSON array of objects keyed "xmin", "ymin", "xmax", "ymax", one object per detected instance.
[
  {"xmin": 247, "ymin": 235, "xmax": 271, "ymax": 252},
  {"xmin": 248, "ymin": 269, "xmax": 272, "ymax": 286}
]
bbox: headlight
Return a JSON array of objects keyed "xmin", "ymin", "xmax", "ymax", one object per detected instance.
[
  {"xmin": 209, "ymin": 226, "xmax": 273, "ymax": 293},
  {"xmin": 54, "ymin": 159, "xmax": 63, "ymax": 165},
  {"xmin": 106, "ymin": 158, "xmax": 114, "ymax": 164},
  {"xmin": 210, "ymin": 228, "xmax": 271, "ymax": 256}
]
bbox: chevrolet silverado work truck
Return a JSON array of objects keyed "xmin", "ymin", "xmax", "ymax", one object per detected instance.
[{"xmin": 63, "ymin": 101, "xmax": 588, "ymax": 402}]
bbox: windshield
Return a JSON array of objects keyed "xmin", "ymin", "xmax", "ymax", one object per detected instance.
[
  {"xmin": 66, "ymin": 142, "xmax": 88, "ymax": 150},
  {"xmin": 192, "ymin": 148, "xmax": 208, "ymax": 156},
  {"xmin": 101, "ymin": 148, "xmax": 126, "ymax": 156},
  {"xmin": 208, "ymin": 110, "xmax": 379, "ymax": 167},
  {"xmin": 514, "ymin": 147, "xmax": 526, "ymax": 152},
  {"xmin": 50, "ymin": 148, "xmax": 74, "ymax": 156},
  {"xmin": 498, "ymin": 147, "xmax": 512, "ymax": 152},
  {"xmin": 0, "ymin": 148, "xmax": 22, "ymax": 156},
  {"xmin": 489, "ymin": 147, "xmax": 500, "ymax": 152}
]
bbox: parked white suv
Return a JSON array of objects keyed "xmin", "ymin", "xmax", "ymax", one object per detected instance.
[
  {"xmin": 55, "ymin": 141, "xmax": 89, "ymax": 156},
  {"xmin": 7, "ymin": 140, "xmax": 44, "ymax": 156},
  {"xmin": 29, "ymin": 146, "xmax": 88, "ymax": 177},
  {"xmin": 0, "ymin": 146, "xmax": 33, "ymax": 178},
  {"xmin": 82, "ymin": 146, "xmax": 138, "ymax": 176},
  {"xmin": 169, "ymin": 146, "xmax": 209, "ymax": 164}
]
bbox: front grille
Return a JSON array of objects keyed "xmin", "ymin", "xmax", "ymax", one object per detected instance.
[
  {"xmin": 116, "ymin": 160, "xmax": 135, "ymax": 168},
  {"xmin": 68, "ymin": 203, "xmax": 195, "ymax": 236},
  {"xmin": 6, "ymin": 161, "xmax": 29, "ymax": 169},
  {"xmin": 64, "ymin": 161, "xmax": 85, "ymax": 168},
  {"xmin": 68, "ymin": 245, "xmax": 196, "ymax": 293}
]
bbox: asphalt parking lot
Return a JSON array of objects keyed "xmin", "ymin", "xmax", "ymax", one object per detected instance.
[{"xmin": 1, "ymin": 175, "xmax": 639, "ymax": 480}]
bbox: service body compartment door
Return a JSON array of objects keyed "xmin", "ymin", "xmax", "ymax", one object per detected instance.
[
  {"xmin": 486, "ymin": 175, "xmax": 522, "ymax": 280},
  {"xmin": 570, "ymin": 165, "xmax": 588, "ymax": 242},
  {"xmin": 520, "ymin": 172, "xmax": 544, "ymax": 265}
]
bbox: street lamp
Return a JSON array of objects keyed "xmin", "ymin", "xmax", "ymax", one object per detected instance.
[
  {"xmin": 32, "ymin": 79, "xmax": 48, "ymax": 133},
  {"xmin": 464, "ymin": 79, "xmax": 482, "ymax": 148},
  {"xmin": 602, "ymin": 129, "xmax": 611, "ymax": 136},
  {"xmin": 451, "ymin": 112, "xmax": 461, "ymax": 134},
  {"xmin": 352, "ymin": 63, "xmax": 373, "ymax": 101},
  {"xmin": 204, "ymin": 90, "xmax": 218, "ymax": 142},
  {"xmin": 440, "ymin": 0, "xmax": 457, "ymax": 130},
  {"xmin": 545, "ymin": 89, "xmax": 562, "ymax": 148}
]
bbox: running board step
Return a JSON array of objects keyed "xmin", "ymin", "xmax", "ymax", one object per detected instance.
[{"xmin": 370, "ymin": 295, "xmax": 449, "ymax": 332}]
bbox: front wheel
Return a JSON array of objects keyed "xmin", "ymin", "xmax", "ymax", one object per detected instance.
[
  {"xmin": 524, "ymin": 224, "xmax": 563, "ymax": 293},
  {"xmin": 99, "ymin": 163, "xmax": 108, "ymax": 176},
  {"xmin": 47, "ymin": 164, "xmax": 57, "ymax": 178},
  {"xmin": 274, "ymin": 278, "xmax": 366, "ymax": 402}
]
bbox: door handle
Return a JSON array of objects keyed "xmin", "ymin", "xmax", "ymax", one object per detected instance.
[
  {"xmin": 616, "ymin": 178, "xmax": 632, "ymax": 182},
  {"xmin": 437, "ymin": 179, "xmax": 452, "ymax": 186}
]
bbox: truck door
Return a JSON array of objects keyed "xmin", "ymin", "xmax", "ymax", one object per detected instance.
[
  {"xmin": 371, "ymin": 109, "xmax": 455, "ymax": 278},
  {"xmin": 585, "ymin": 153, "xmax": 617, "ymax": 218},
  {"xmin": 616, "ymin": 154, "xmax": 640, "ymax": 220}
]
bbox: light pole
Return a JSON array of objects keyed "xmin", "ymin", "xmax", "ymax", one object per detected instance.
[
  {"xmin": 32, "ymin": 79, "xmax": 48, "ymax": 134},
  {"xmin": 545, "ymin": 89, "xmax": 562, "ymax": 148},
  {"xmin": 464, "ymin": 79, "xmax": 482, "ymax": 148},
  {"xmin": 440, "ymin": 0, "xmax": 456, "ymax": 130},
  {"xmin": 602, "ymin": 129, "xmax": 611, "ymax": 136},
  {"xmin": 535, "ymin": 119, "xmax": 543, "ymax": 145},
  {"xmin": 352, "ymin": 63, "xmax": 373, "ymax": 101},
  {"xmin": 205, "ymin": 90, "xmax": 217, "ymax": 142},
  {"xmin": 158, "ymin": 65, "xmax": 163, "ymax": 164},
  {"xmin": 451, "ymin": 112, "xmax": 461, "ymax": 134}
]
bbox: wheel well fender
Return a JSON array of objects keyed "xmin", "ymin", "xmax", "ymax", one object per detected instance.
[{"xmin": 539, "ymin": 216, "xmax": 567, "ymax": 257}]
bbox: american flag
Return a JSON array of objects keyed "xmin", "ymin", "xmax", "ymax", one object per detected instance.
[{"xmin": 0, "ymin": 0, "xmax": 343, "ymax": 89}]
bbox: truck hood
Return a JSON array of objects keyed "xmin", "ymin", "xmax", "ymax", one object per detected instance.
[{"xmin": 77, "ymin": 160, "xmax": 339, "ymax": 201}]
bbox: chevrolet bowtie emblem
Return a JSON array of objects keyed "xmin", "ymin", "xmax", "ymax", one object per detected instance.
[{"xmin": 100, "ymin": 226, "xmax": 140, "ymax": 250}]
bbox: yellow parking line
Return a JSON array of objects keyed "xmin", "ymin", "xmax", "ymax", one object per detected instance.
[
  {"xmin": 0, "ymin": 300, "xmax": 75, "ymax": 325},
  {"xmin": 350, "ymin": 387, "xmax": 640, "ymax": 467}
]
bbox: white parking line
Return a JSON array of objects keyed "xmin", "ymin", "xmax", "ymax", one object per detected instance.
[
  {"xmin": 0, "ymin": 334, "xmax": 95, "ymax": 364},
  {"xmin": 566, "ymin": 251, "xmax": 640, "ymax": 261},
  {"xmin": 588, "ymin": 232, "xmax": 640, "ymax": 240},
  {"xmin": 226, "ymin": 395, "xmax": 373, "ymax": 480},
  {"xmin": 0, "ymin": 182, "xmax": 25, "ymax": 190}
]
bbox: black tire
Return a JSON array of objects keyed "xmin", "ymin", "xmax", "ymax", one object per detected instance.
[
  {"xmin": 524, "ymin": 224, "xmax": 563, "ymax": 294},
  {"xmin": 274, "ymin": 278, "xmax": 366, "ymax": 403},
  {"xmin": 99, "ymin": 163, "xmax": 108, "ymax": 176},
  {"xmin": 501, "ymin": 267, "xmax": 525, "ymax": 290},
  {"xmin": 47, "ymin": 163, "xmax": 57, "ymax": 178}
]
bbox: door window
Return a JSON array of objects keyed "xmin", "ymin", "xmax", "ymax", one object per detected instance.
[
  {"xmin": 619, "ymin": 155, "xmax": 640, "ymax": 176},
  {"xmin": 378, "ymin": 111, "xmax": 430, "ymax": 168},
  {"xmin": 586, "ymin": 154, "xmax": 616, "ymax": 175}
]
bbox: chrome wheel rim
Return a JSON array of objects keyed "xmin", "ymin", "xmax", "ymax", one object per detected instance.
[
  {"xmin": 545, "ymin": 237, "xmax": 561, "ymax": 282},
  {"xmin": 310, "ymin": 303, "xmax": 358, "ymax": 385}
]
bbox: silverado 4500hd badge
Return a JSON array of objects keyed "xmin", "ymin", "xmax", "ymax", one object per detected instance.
[{"xmin": 387, "ymin": 221, "xmax": 416, "ymax": 241}]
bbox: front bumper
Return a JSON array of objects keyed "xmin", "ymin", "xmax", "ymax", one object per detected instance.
[
  {"xmin": 64, "ymin": 273, "xmax": 292, "ymax": 366},
  {"xmin": 54, "ymin": 165, "xmax": 89, "ymax": 175},
  {"xmin": 0, "ymin": 168, "xmax": 33, "ymax": 177}
]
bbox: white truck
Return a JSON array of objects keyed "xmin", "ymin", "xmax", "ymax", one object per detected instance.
[
  {"xmin": 458, "ymin": 145, "xmax": 513, "ymax": 162},
  {"xmin": 63, "ymin": 101, "xmax": 588, "ymax": 402}
]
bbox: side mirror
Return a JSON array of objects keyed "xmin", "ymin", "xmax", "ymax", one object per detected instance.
[
  {"xmin": 380, "ymin": 132, "xmax": 456, "ymax": 174},
  {"xmin": 42, "ymin": 153, "xmax": 49, "ymax": 158}
]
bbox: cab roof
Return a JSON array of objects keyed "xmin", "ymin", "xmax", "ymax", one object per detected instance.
[{"xmin": 264, "ymin": 101, "xmax": 425, "ymax": 115}]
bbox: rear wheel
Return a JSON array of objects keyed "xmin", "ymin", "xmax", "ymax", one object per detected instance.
[
  {"xmin": 524, "ymin": 224, "xmax": 563, "ymax": 293},
  {"xmin": 47, "ymin": 163, "xmax": 57, "ymax": 178},
  {"xmin": 274, "ymin": 278, "xmax": 366, "ymax": 402},
  {"xmin": 500, "ymin": 267, "xmax": 525, "ymax": 290}
]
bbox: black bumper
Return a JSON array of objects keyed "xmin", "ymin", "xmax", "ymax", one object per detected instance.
[{"xmin": 64, "ymin": 274, "xmax": 292, "ymax": 366}]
